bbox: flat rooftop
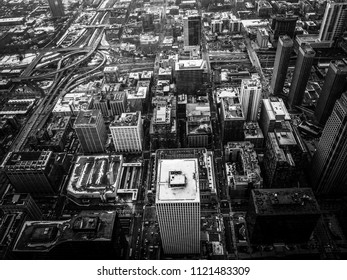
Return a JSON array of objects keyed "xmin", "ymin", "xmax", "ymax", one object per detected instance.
[
  {"xmin": 156, "ymin": 158, "xmax": 200, "ymax": 203},
  {"xmin": 110, "ymin": 112, "xmax": 141, "ymax": 127},
  {"xmin": 175, "ymin": 59, "xmax": 206, "ymax": 70},
  {"xmin": 221, "ymin": 97, "xmax": 244, "ymax": 119},
  {"xmin": 67, "ymin": 155, "xmax": 123, "ymax": 197},
  {"xmin": 331, "ymin": 60, "xmax": 347, "ymax": 73},
  {"xmin": 1, "ymin": 151, "xmax": 52, "ymax": 169},
  {"xmin": 75, "ymin": 110, "xmax": 101, "ymax": 126},
  {"xmin": 263, "ymin": 98, "xmax": 291, "ymax": 121},
  {"xmin": 251, "ymin": 188, "xmax": 320, "ymax": 216},
  {"xmin": 13, "ymin": 211, "xmax": 117, "ymax": 252}
]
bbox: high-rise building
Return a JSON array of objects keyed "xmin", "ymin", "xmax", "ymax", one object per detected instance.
[
  {"xmin": 270, "ymin": 36, "xmax": 293, "ymax": 95},
  {"xmin": 243, "ymin": 122, "xmax": 264, "ymax": 151},
  {"xmin": 259, "ymin": 97, "xmax": 291, "ymax": 136},
  {"xmin": 271, "ymin": 14, "xmax": 298, "ymax": 41},
  {"xmin": 246, "ymin": 188, "xmax": 321, "ymax": 244},
  {"xmin": 150, "ymin": 99, "xmax": 177, "ymax": 150},
  {"xmin": 110, "ymin": 112, "xmax": 143, "ymax": 153},
  {"xmin": 47, "ymin": 0, "xmax": 65, "ymax": 18},
  {"xmin": 311, "ymin": 92, "xmax": 347, "ymax": 194},
  {"xmin": 186, "ymin": 102, "xmax": 212, "ymax": 148},
  {"xmin": 288, "ymin": 43, "xmax": 315, "ymax": 108},
  {"xmin": 319, "ymin": 1, "xmax": 347, "ymax": 47},
  {"xmin": 175, "ymin": 59, "xmax": 208, "ymax": 94},
  {"xmin": 155, "ymin": 148, "xmax": 216, "ymax": 204},
  {"xmin": 315, "ymin": 60, "xmax": 347, "ymax": 125},
  {"xmin": 0, "ymin": 193, "xmax": 42, "ymax": 220},
  {"xmin": 241, "ymin": 76, "xmax": 262, "ymax": 121},
  {"xmin": 74, "ymin": 110, "xmax": 107, "ymax": 154},
  {"xmin": 183, "ymin": 15, "xmax": 201, "ymax": 46},
  {"xmin": 220, "ymin": 96, "xmax": 245, "ymax": 143},
  {"xmin": 263, "ymin": 127, "xmax": 297, "ymax": 188},
  {"xmin": 1, "ymin": 151, "xmax": 62, "ymax": 195},
  {"xmin": 225, "ymin": 142, "xmax": 262, "ymax": 203},
  {"xmin": 155, "ymin": 158, "xmax": 200, "ymax": 255}
]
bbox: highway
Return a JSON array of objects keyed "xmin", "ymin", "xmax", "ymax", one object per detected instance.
[{"xmin": 8, "ymin": 20, "xmax": 108, "ymax": 152}]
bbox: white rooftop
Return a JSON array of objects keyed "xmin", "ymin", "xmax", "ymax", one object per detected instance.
[{"xmin": 156, "ymin": 159, "xmax": 200, "ymax": 203}]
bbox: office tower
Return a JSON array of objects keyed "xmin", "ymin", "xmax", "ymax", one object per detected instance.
[
  {"xmin": 241, "ymin": 76, "xmax": 262, "ymax": 121},
  {"xmin": 311, "ymin": 93, "xmax": 347, "ymax": 194},
  {"xmin": 271, "ymin": 14, "xmax": 298, "ymax": 41},
  {"xmin": 110, "ymin": 112, "xmax": 143, "ymax": 153},
  {"xmin": 94, "ymin": 84, "xmax": 127, "ymax": 117},
  {"xmin": 13, "ymin": 211, "xmax": 128, "ymax": 259},
  {"xmin": 319, "ymin": 1, "xmax": 347, "ymax": 47},
  {"xmin": 259, "ymin": 97, "xmax": 291, "ymax": 136},
  {"xmin": 270, "ymin": 36, "xmax": 293, "ymax": 95},
  {"xmin": 47, "ymin": 0, "xmax": 65, "ymax": 18},
  {"xmin": 0, "ymin": 193, "xmax": 42, "ymax": 220},
  {"xmin": 263, "ymin": 128, "xmax": 297, "ymax": 188},
  {"xmin": 288, "ymin": 43, "xmax": 315, "ymax": 108},
  {"xmin": 246, "ymin": 188, "xmax": 321, "ymax": 244},
  {"xmin": 175, "ymin": 59, "xmax": 207, "ymax": 94},
  {"xmin": 155, "ymin": 148, "xmax": 217, "ymax": 204},
  {"xmin": 74, "ymin": 110, "xmax": 107, "ymax": 153},
  {"xmin": 1, "ymin": 151, "xmax": 62, "ymax": 195},
  {"xmin": 155, "ymin": 158, "xmax": 200, "ymax": 254},
  {"xmin": 256, "ymin": 28, "xmax": 269, "ymax": 48},
  {"xmin": 315, "ymin": 60, "xmax": 347, "ymax": 125},
  {"xmin": 220, "ymin": 96, "xmax": 245, "ymax": 143},
  {"xmin": 183, "ymin": 15, "xmax": 201, "ymax": 46}
]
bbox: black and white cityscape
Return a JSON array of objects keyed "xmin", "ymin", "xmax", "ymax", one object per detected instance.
[{"xmin": 0, "ymin": 0, "xmax": 346, "ymax": 260}]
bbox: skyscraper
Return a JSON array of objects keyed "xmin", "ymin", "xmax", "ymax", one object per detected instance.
[
  {"xmin": 241, "ymin": 76, "xmax": 262, "ymax": 121},
  {"xmin": 271, "ymin": 14, "xmax": 298, "ymax": 41},
  {"xmin": 183, "ymin": 15, "xmax": 201, "ymax": 46},
  {"xmin": 109, "ymin": 112, "xmax": 143, "ymax": 153},
  {"xmin": 155, "ymin": 158, "xmax": 200, "ymax": 255},
  {"xmin": 246, "ymin": 188, "xmax": 320, "ymax": 244},
  {"xmin": 1, "ymin": 151, "xmax": 62, "ymax": 195},
  {"xmin": 270, "ymin": 35, "xmax": 293, "ymax": 95},
  {"xmin": 74, "ymin": 110, "xmax": 107, "ymax": 154},
  {"xmin": 311, "ymin": 92, "xmax": 347, "ymax": 195},
  {"xmin": 288, "ymin": 43, "xmax": 315, "ymax": 109},
  {"xmin": 319, "ymin": 1, "xmax": 347, "ymax": 47},
  {"xmin": 315, "ymin": 60, "xmax": 347, "ymax": 125},
  {"xmin": 175, "ymin": 59, "xmax": 207, "ymax": 94},
  {"xmin": 259, "ymin": 97, "xmax": 291, "ymax": 137},
  {"xmin": 47, "ymin": 0, "xmax": 65, "ymax": 18}
]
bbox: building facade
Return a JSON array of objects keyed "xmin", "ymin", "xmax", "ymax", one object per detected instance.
[
  {"xmin": 311, "ymin": 92, "xmax": 347, "ymax": 194},
  {"xmin": 288, "ymin": 43, "xmax": 315, "ymax": 109},
  {"xmin": 74, "ymin": 110, "xmax": 107, "ymax": 154},
  {"xmin": 315, "ymin": 60, "xmax": 347, "ymax": 125},
  {"xmin": 319, "ymin": 1, "xmax": 347, "ymax": 47},
  {"xmin": 183, "ymin": 15, "xmax": 201, "ymax": 46},
  {"xmin": 270, "ymin": 35, "xmax": 293, "ymax": 95},
  {"xmin": 110, "ymin": 112, "xmax": 143, "ymax": 153},
  {"xmin": 48, "ymin": 0, "xmax": 65, "ymax": 18},
  {"xmin": 246, "ymin": 188, "xmax": 320, "ymax": 244},
  {"xmin": 241, "ymin": 76, "xmax": 262, "ymax": 121},
  {"xmin": 155, "ymin": 158, "xmax": 200, "ymax": 255},
  {"xmin": 1, "ymin": 151, "xmax": 62, "ymax": 195}
]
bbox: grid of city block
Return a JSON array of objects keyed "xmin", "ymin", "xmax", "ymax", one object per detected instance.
[{"xmin": 0, "ymin": 0, "xmax": 346, "ymax": 260}]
